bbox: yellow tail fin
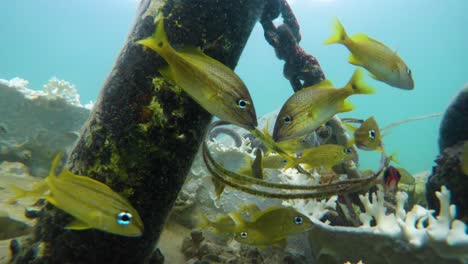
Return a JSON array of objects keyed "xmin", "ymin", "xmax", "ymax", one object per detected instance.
[
  {"xmin": 196, "ymin": 213, "xmax": 211, "ymax": 229},
  {"xmin": 347, "ymin": 69, "xmax": 375, "ymax": 95},
  {"xmin": 324, "ymin": 17, "xmax": 348, "ymax": 45},
  {"xmin": 137, "ymin": 17, "xmax": 170, "ymax": 53},
  {"xmin": 6, "ymin": 185, "xmax": 28, "ymax": 203}
]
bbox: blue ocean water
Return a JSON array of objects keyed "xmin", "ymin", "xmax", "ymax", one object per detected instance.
[{"xmin": 1, "ymin": 0, "xmax": 466, "ymax": 174}]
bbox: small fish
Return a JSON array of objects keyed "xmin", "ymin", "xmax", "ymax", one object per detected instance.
[
  {"xmin": 276, "ymin": 133, "xmax": 319, "ymax": 155},
  {"xmin": 197, "ymin": 204, "xmax": 259, "ymax": 234},
  {"xmin": 234, "ymin": 206, "xmax": 313, "ymax": 247},
  {"xmin": 273, "ymin": 69, "xmax": 374, "ymax": 143},
  {"xmin": 8, "ymin": 154, "xmax": 144, "ymax": 237},
  {"xmin": 197, "ymin": 213, "xmax": 239, "ymax": 235},
  {"xmin": 284, "ymin": 144, "xmax": 357, "ymax": 170},
  {"xmin": 324, "ymin": 18, "xmax": 414, "ymax": 90},
  {"xmin": 382, "ymin": 166, "xmax": 401, "ymax": 192},
  {"xmin": 137, "ymin": 17, "xmax": 257, "ymax": 130},
  {"xmin": 237, "ymin": 152, "xmax": 288, "ymax": 177},
  {"xmin": 345, "ymin": 116, "xmax": 384, "ymax": 152},
  {"xmin": 0, "ymin": 211, "xmax": 31, "ymax": 240}
]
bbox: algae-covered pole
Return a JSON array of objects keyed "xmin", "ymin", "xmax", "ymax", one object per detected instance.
[{"xmin": 11, "ymin": 0, "xmax": 266, "ymax": 263}]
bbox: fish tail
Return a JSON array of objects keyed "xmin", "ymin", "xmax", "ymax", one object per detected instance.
[
  {"xmin": 137, "ymin": 16, "xmax": 171, "ymax": 54},
  {"xmin": 196, "ymin": 213, "xmax": 211, "ymax": 229},
  {"xmin": 324, "ymin": 17, "xmax": 348, "ymax": 45},
  {"xmin": 6, "ymin": 185, "xmax": 28, "ymax": 203},
  {"xmin": 348, "ymin": 69, "xmax": 375, "ymax": 95}
]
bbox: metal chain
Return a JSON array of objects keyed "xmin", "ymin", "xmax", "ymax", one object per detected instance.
[{"xmin": 260, "ymin": 0, "xmax": 325, "ymax": 92}]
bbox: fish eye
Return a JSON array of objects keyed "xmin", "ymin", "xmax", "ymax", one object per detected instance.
[
  {"xmin": 343, "ymin": 148, "xmax": 353, "ymax": 155},
  {"xmin": 294, "ymin": 216, "xmax": 303, "ymax": 225},
  {"xmin": 117, "ymin": 212, "xmax": 132, "ymax": 226},
  {"xmin": 369, "ymin": 129, "xmax": 376, "ymax": 140},
  {"xmin": 237, "ymin": 99, "xmax": 248, "ymax": 109},
  {"xmin": 240, "ymin": 231, "xmax": 248, "ymax": 239},
  {"xmin": 407, "ymin": 68, "xmax": 412, "ymax": 76},
  {"xmin": 283, "ymin": 115, "xmax": 292, "ymax": 124}
]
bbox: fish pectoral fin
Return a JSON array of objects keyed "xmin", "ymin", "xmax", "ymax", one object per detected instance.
[
  {"xmin": 65, "ymin": 219, "xmax": 92, "ymax": 230},
  {"xmin": 159, "ymin": 65, "xmax": 176, "ymax": 83},
  {"xmin": 348, "ymin": 53, "xmax": 362, "ymax": 66},
  {"xmin": 307, "ymin": 111, "xmax": 316, "ymax": 120},
  {"xmin": 338, "ymin": 100, "xmax": 355, "ymax": 113},
  {"xmin": 272, "ymin": 239, "xmax": 287, "ymax": 248}
]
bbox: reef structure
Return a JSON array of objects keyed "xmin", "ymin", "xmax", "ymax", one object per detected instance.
[
  {"xmin": 9, "ymin": 0, "xmax": 269, "ymax": 263},
  {"xmin": 427, "ymin": 84, "xmax": 468, "ymax": 222},
  {"xmin": 0, "ymin": 78, "xmax": 90, "ymax": 176}
]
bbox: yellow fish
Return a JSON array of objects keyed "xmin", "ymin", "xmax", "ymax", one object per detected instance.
[
  {"xmin": 197, "ymin": 204, "xmax": 259, "ymax": 234},
  {"xmin": 273, "ymin": 69, "xmax": 374, "ymax": 142},
  {"xmin": 276, "ymin": 133, "xmax": 319, "ymax": 155},
  {"xmin": 345, "ymin": 116, "xmax": 384, "ymax": 152},
  {"xmin": 233, "ymin": 206, "xmax": 313, "ymax": 247},
  {"xmin": 137, "ymin": 17, "xmax": 257, "ymax": 130},
  {"xmin": 197, "ymin": 213, "xmax": 239, "ymax": 235},
  {"xmin": 284, "ymin": 144, "xmax": 357, "ymax": 170},
  {"xmin": 324, "ymin": 18, "xmax": 414, "ymax": 90},
  {"xmin": 8, "ymin": 154, "xmax": 144, "ymax": 237},
  {"xmin": 238, "ymin": 153, "xmax": 288, "ymax": 177}
]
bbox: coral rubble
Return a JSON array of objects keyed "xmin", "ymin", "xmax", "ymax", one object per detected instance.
[{"xmin": 0, "ymin": 78, "xmax": 90, "ymax": 176}]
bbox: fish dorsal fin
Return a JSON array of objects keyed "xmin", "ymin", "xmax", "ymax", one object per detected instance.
[
  {"xmin": 352, "ymin": 33, "xmax": 387, "ymax": 47},
  {"xmin": 59, "ymin": 168, "xmax": 76, "ymax": 179},
  {"xmin": 308, "ymin": 79, "xmax": 335, "ymax": 90},
  {"xmin": 179, "ymin": 46, "xmax": 205, "ymax": 56},
  {"xmin": 65, "ymin": 219, "xmax": 92, "ymax": 230},
  {"xmin": 49, "ymin": 153, "xmax": 63, "ymax": 178},
  {"xmin": 178, "ymin": 46, "xmax": 218, "ymax": 66}
]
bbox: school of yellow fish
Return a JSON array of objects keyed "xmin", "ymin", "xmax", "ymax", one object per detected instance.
[
  {"xmin": 135, "ymin": 15, "xmax": 417, "ymax": 246},
  {"xmin": 1, "ymin": 14, "xmax": 416, "ymax": 246}
]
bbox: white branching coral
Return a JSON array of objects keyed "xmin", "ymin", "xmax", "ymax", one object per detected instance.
[
  {"xmin": 0, "ymin": 77, "xmax": 29, "ymax": 89},
  {"xmin": 283, "ymin": 195, "xmax": 337, "ymax": 221},
  {"xmin": 0, "ymin": 77, "xmax": 92, "ymax": 108},
  {"xmin": 42, "ymin": 77, "xmax": 81, "ymax": 106}
]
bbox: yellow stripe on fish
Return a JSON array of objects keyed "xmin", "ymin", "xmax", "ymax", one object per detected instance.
[
  {"xmin": 137, "ymin": 17, "xmax": 257, "ymax": 130},
  {"xmin": 324, "ymin": 18, "xmax": 414, "ymax": 90},
  {"xmin": 8, "ymin": 154, "xmax": 144, "ymax": 237},
  {"xmin": 273, "ymin": 68, "xmax": 374, "ymax": 143}
]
